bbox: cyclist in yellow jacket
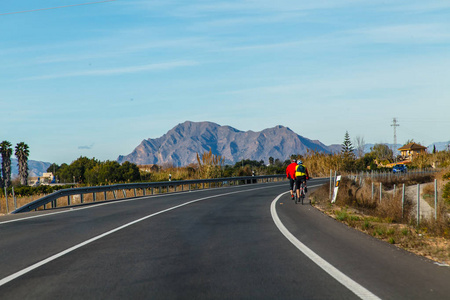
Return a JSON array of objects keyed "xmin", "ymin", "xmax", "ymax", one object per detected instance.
[{"xmin": 294, "ymin": 160, "xmax": 310, "ymax": 199}]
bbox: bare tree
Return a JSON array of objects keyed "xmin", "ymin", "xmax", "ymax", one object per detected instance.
[{"xmin": 354, "ymin": 136, "xmax": 366, "ymax": 158}]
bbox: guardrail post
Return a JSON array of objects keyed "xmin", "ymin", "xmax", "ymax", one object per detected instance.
[
  {"xmin": 159, "ymin": 187, "xmax": 162, "ymax": 194},
  {"xmin": 68, "ymin": 195, "xmax": 71, "ymax": 206},
  {"xmin": 113, "ymin": 190, "xmax": 117, "ymax": 199},
  {"xmin": 93, "ymin": 192, "xmax": 96, "ymax": 202},
  {"xmin": 122, "ymin": 190, "xmax": 126, "ymax": 198},
  {"xmin": 104, "ymin": 191, "xmax": 107, "ymax": 201},
  {"xmin": 143, "ymin": 188, "xmax": 146, "ymax": 196},
  {"xmin": 80, "ymin": 194, "xmax": 84, "ymax": 204},
  {"xmin": 134, "ymin": 189, "xmax": 137, "ymax": 197},
  {"xmin": 329, "ymin": 170, "xmax": 332, "ymax": 200},
  {"xmin": 5, "ymin": 187, "xmax": 9, "ymax": 214},
  {"xmin": 12, "ymin": 187, "xmax": 17, "ymax": 210}
]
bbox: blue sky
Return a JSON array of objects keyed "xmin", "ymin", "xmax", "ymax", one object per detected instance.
[{"xmin": 1, "ymin": 0, "xmax": 450, "ymax": 164}]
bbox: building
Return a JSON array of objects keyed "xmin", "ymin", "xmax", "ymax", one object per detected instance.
[{"xmin": 398, "ymin": 143, "xmax": 427, "ymax": 161}]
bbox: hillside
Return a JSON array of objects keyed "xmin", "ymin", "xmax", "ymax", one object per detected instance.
[{"xmin": 117, "ymin": 121, "xmax": 333, "ymax": 166}]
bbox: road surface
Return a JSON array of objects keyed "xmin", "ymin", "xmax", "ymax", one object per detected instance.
[{"xmin": 0, "ymin": 179, "xmax": 448, "ymax": 299}]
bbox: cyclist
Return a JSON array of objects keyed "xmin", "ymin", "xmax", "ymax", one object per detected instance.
[
  {"xmin": 286, "ymin": 159, "xmax": 297, "ymax": 200},
  {"xmin": 294, "ymin": 160, "xmax": 310, "ymax": 199}
]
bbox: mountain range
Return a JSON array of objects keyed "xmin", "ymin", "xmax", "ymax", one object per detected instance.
[
  {"xmin": 6, "ymin": 122, "xmax": 449, "ymax": 176},
  {"xmin": 117, "ymin": 121, "xmax": 340, "ymax": 166}
]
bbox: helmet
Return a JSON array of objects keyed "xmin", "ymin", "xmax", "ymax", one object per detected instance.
[{"xmin": 297, "ymin": 160, "xmax": 303, "ymax": 164}]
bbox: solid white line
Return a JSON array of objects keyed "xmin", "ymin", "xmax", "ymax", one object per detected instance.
[
  {"xmin": 0, "ymin": 184, "xmax": 278, "ymax": 287},
  {"xmin": 270, "ymin": 192, "xmax": 381, "ymax": 300},
  {"xmin": 0, "ymin": 183, "xmax": 281, "ymax": 225}
]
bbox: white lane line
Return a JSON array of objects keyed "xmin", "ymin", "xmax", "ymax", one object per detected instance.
[
  {"xmin": 0, "ymin": 185, "xmax": 277, "ymax": 287},
  {"xmin": 271, "ymin": 192, "xmax": 381, "ymax": 300},
  {"xmin": 0, "ymin": 182, "xmax": 284, "ymax": 225}
]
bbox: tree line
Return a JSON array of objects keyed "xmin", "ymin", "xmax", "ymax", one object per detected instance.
[
  {"xmin": 0, "ymin": 141, "xmax": 29, "ymax": 188},
  {"xmin": 48, "ymin": 157, "xmax": 141, "ymax": 185}
]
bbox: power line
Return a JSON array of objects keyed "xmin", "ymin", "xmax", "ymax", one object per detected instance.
[{"xmin": 0, "ymin": 0, "xmax": 117, "ymax": 16}]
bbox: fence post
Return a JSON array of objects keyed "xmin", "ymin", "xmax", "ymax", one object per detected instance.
[
  {"xmin": 379, "ymin": 183, "xmax": 382, "ymax": 203},
  {"xmin": 402, "ymin": 184, "xmax": 405, "ymax": 219},
  {"xmin": 417, "ymin": 184, "xmax": 420, "ymax": 226},
  {"xmin": 372, "ymin": 182, "xmax": 374, "ymax": 200},
  {"xmin": 434, "ymin": 179, "xmax": 438, "ymax": 220}
]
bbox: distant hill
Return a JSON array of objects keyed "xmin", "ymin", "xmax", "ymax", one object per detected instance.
[
  {"xmin": 117, "ymin": 121, "xmax": 335, "ymax": 166},
  {"xmin": 428, "ymin": 141, "xmax": 450, "ymax": 152},
  {"xmin": 2, "ymin": 158, "xmax": 51, "ymax": 178}
]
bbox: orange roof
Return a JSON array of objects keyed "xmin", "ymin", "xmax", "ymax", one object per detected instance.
[{"xmin": 398, "ymin": 143, "xmax": 427, "ymax": 151}]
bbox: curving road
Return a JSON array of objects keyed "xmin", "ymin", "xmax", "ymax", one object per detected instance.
[{"xmin": 0, "ymin": 179, "xmax": 448, "ymax": 299}]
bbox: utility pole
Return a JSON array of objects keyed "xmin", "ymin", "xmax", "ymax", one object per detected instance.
[{"xmin": 391, "ymin": 118, "xmax": 400, "ymax": 162}]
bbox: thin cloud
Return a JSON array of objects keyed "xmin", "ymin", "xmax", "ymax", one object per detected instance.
[
  {"xmin": 350, "ymin": 23, "xmax": 450, "ymax": 44},
  {"xmin": 78, "ymin": 144, "xmax": 94, "ymax": 150},
  {"xmin": 21, "ymin": 60, "xmax": 199, "ymax": 81}
]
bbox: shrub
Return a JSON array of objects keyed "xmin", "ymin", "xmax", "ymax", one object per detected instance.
[{"xmin": 443, "ymin": 182, "xmax": 450, "ymax": 205}]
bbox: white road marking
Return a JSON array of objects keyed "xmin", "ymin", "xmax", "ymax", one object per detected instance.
[
  {"xmin": 271, "ymin": 192, "xmax": 381, "ymax": 300},
  {"xmin": 0, "ymin": 182, "xmax": 275, "ymax": 225},
  {"xmin": 0, "ymin": 184, "xmax": 277, "ymax": 287}
]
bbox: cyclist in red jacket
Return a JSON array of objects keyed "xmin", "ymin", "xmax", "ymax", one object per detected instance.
[{"xmin": 286, "ymin": 159, "xmax": 297, "ymax": 200}]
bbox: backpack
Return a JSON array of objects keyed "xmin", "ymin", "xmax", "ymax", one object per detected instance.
[{"xmin": 296, "ymin": 164, "xmax": 305, "ymax": 173}]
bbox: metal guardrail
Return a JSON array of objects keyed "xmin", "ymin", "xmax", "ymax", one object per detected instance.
[{"xmin": 12, "ymin": 175, "xmax": 285, "ymax": 214}]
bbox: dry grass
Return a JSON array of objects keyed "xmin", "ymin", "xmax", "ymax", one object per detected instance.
[{"xmin": 311, "ymin": 177, "xmax": 450, "ymax": 265}]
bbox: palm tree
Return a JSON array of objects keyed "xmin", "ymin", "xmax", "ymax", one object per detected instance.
[
  {"xmin": 0, "ymin": 141, "xmax": 13, "ymax": 188},
  {"xmin": 15, "ymin": 142, "xmax": 30, "ymax": 186}
]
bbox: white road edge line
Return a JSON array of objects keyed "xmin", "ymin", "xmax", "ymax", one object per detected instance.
[
  {"xmin": 270, "ymin": 192, "xmax": 382, "ymax": 300},
  {"xmin": 0, "ymin": 182, "xmax": 285, "ymax": 225},
  {"xmin": 0, "ymin": 184, "xmax": 276, "ymax": 287}
]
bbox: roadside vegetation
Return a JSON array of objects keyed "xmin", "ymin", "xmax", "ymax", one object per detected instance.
[{"xmin": 309, "ymin": 169, "xmax": 450, "ymax": 265}]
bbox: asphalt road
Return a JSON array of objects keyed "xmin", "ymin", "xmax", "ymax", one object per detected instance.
[{"xmin": 0, "ymin": 179, "xmax": 448, "ymax": 299}]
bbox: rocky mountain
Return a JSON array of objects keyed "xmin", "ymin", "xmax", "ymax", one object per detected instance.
[{"xmin": 117, "ymin": 121, "xmax": 334, "ymax": 166}]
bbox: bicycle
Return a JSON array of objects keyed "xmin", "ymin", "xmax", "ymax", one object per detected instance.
[
  {"xmin": 292, "ymin": 183, "xmax": 297, "ymax": 202},
  {"xmin": 295, "ymin": 181, "xmax": 305, "ymax": 205}
]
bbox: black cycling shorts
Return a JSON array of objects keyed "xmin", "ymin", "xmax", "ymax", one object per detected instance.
[
  {"xmin": 289, "ymin": 178, "xmax": 295, "ymax": 190},
  {"xmin": 295, "ymin": 176, "xmax": 306, "ymax": 190}
]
